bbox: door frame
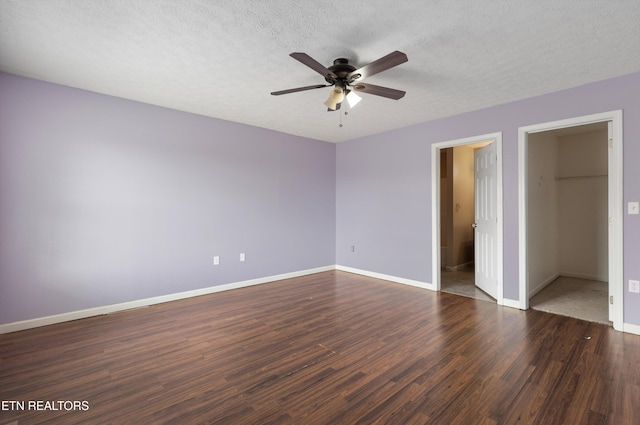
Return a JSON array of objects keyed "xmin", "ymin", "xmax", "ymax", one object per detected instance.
[
  {"xmin": 518, "ymin": 110, "xmax": 623, "ymax": 330},
  {"xmin": 431, "ymin": 132, "xmax": 504, "ymax": 305}
]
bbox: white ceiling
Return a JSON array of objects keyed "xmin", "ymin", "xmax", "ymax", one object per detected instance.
[{"xmin": 1, "ymin": 1, "xmax": 640, "ymax": 143}]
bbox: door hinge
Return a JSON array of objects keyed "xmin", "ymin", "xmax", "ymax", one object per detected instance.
[
  {"xmin": 608, "ymin": 138, "xmax": 613, "ymax": 148},
  {"xmin": 610, "ymin": 295, "xmax": 614, "ymax": 305}
]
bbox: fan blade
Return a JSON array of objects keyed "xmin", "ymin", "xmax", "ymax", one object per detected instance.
[
  {"xmin": 290, "ymin": 52, "xmax": 338, "ymax": 80},
  {"xmin": 271, "ymin": 84, "xmax": 331, "ymax": 96},
  {"xmin": 352, "ymin": 82, "xmax": 406, "ymax": 100},
  {"xmin": 347, "ymin": 51, "xmax": 408, "ymax": 81}
]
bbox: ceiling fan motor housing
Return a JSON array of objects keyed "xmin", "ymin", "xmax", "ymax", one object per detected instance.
[{"xmin": 325, "ymin": 58, "xmax": 359, "ymax": 85}]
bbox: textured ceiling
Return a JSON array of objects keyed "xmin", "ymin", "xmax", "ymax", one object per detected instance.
[{"xmin": 1, "ymin": 1, "xmax": 640, "ymax": 143}]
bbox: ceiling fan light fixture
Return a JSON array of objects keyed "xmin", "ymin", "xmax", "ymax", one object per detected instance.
[
  {"xmin": 346, "ymin": 90, "xmax": 362, "ymax": 108},
  {"xmin": 324, "ymin": 85, "xmax": 345, "ymax": 110}
]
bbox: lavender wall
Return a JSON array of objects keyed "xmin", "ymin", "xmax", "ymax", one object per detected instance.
[
  {"xmin": 336, "ymin": 71, "xmax": 640, "ymax": 325},
  {"xmin": 2, "ymin": 71, "xmax": 640, "ymax": 328},
  {"xmin": 0, "ymin": 73, "xmax": 336, "ymax": 324}
]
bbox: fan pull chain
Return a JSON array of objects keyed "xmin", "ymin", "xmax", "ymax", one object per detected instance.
[{"xmin": 339, "ymin": 107, "xmax": 349, "ymax": 128}]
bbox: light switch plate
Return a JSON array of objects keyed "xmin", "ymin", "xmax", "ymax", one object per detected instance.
[{"xmin": 629, "ymin": 202, "xmax": 639, "ymax": 215}]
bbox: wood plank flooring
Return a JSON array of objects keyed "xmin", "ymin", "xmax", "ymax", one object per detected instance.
[{"xmin": 1, "ymin": 270, "xmax": 639, "ymax": 424}]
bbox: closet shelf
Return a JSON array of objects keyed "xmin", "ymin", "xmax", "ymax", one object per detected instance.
[{"xmin": 555, "ymin": 174, "xmax": 607, "ymax": 181}]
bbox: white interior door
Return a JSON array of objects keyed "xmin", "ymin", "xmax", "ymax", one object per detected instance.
[{"xmin": 474, "ymin": 142, "xmax": 498, "ymax": 299}]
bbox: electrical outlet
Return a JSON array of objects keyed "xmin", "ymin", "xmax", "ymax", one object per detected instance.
[
  {"xmin": 240, "ymin": 253, "xmax": 245, "ymax": 262},
  {"xmin": 213, "ymin": 256, "xmax": 220, "ymax": 265},
  {"xmin": 630, "ymin": 280, "xmax": 640, "ymax": 293}
]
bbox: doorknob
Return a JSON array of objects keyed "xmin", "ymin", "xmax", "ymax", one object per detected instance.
[{"xmin": 471, "ymin": 223, "xmax": 478, "ymax": 228}]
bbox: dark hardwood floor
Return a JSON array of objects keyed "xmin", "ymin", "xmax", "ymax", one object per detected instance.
[{"xmin": 1, "ymin": 270, "xmax": 639, "ymax": 424}]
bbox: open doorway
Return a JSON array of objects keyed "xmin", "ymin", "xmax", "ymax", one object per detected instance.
[
  {"xmin": 526, "ymin": 123, "xmax": 609, "ymax": 323},
  {"xmin": 518, "ymin": 110, "xmax": 624, "ymax": 330},
  {"xmin": 432, "ymin": 132, "xmax": 504, "ymax": 305},
  {"xmin": 440, "ymin": 142, "xmax": 492, "ymax": 301}
]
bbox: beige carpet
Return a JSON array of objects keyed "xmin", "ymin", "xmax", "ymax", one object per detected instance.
[
  {"xmin": 530, "ymin": 276, "xmax": 609, "ymax": 325},
  {"xmin": 442, "ymin": 269, "xmax": 609, "ymax": 325}
]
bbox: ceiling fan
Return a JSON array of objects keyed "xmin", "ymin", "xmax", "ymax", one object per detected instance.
[{"xmin": 271, "ymin": 51, "xmax": 408, "ymax": 111}]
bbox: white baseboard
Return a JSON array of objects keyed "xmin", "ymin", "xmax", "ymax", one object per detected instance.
[
  {"xmin": 558, "ymin": 271, "xmax": 608, "ymax": 283},
  {"xmin": 0, "ymin": 265, "xmax": 335, "ymax": 334},
  {"xmin": 500, "ymin": 298, "xmax": 522, "ymax": 309},
  {"xmin": 5, "ymin": 264, "xmax": 636, "ymax": 336},
  {"xmin": 623, "ymin": 322, "xmax": 640, "ymax": 336},
  {"xmin": 336, "ymin": 265, "xmax": 435, "ymax": 291},
  {"xmin": 528, "ymin": 272, "xmax": 607, "ymax": 299},
  {"xmin": 529, "ymin": 273, "xmax": 561, "ymax": 298}
]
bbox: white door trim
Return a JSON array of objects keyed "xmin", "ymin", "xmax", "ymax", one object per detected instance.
[
  {"xmin": 431, "ymin": 132, "xmax": 504, "ymax": 305},
  {"xmin": 517, "ymin": 110, "xmax": 623, "ymax": 330}
]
